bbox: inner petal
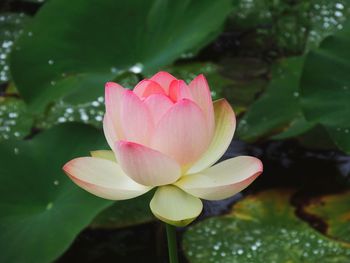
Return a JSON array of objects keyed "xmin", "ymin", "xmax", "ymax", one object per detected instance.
[
  {"xmin": 133, "ymin": 79, "xmax": 165, "ymax": 98},
  {"xmin": 168, "ymin": 80, "xmax": 193, "ymax": 102},
  {"xmin": 144, "ymin": 94, "xmax": 174, "ymax": 125},
  {"xmin": 120, "ymin": 90, "xmax": 154, "ymax": 145},
  {"xmin": 150, "ymin": 71, "xmax": 177, "ymax": 94},
  {"xmin": 151, "ymin": 99, "xmax": 210, "ymax": 169}
]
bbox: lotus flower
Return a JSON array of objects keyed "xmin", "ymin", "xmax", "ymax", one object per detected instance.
[{"xmin": 63, "ymin": 71, "xmax": 263, "ymax": 226}]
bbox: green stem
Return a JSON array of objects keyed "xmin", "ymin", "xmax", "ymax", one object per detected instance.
[{"xmin": 165, "ymin": 223, "xmax": 179, "ymax": 263}]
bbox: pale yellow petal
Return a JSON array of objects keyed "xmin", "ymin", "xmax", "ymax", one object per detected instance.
[
  {"xmin": 90, "ymin": 150, "xmax": 116, "ymax": 162},
  {"xmin": 150, "ymin": 185, "xmax": 203, "ymax": 227},
  {"xmin": 176, "ymin": 156, "xmax": 262, "ymax": 200},
  {"xmin": 63, "ymin": 157, "xmax": 151, "ymax": 200}
]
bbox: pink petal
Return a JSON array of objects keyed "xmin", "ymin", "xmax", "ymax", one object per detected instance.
[
  {"xmin": 63, "ymin": 157, "xmax": 151, "ymax": 200},
  {"xmin": 189, "ymin": 74, "xmax": 215, "ymax": 138},
  {"xmin": 103, "ymin": 113, "xmax": 118, "ymax": 151},
  {"xmin": 151, "ymin": 99, "xmax": 210, "ymax": 169},
  {"xmin": 133, "ymin": 79, "xmax": 165, "ymax": 98},
  {"xmin": 104, "ymin": 82, "xmax": 125, "ymax": 139},
  {"xmin": 150, "ymin": 71, "xmax": 177, "ymax": 94},
  {"xmin": 144, "ymin": 94, "xmax": 174, "ymax": 124},
  {"xmin": 187, "ymin": 99, "xmax": 236, "ymax": 174},
  {"xmin": 115, "ymin": 141, "xmax": 181, "ymax": 186},
  {"xmin": 175, "ymin": 156, "xmax": 262, "ymax": 200},
  {"xmin": 168, "ymin": 80, "xmax": 193, "ymax": 102},
  {"xmin": 120, "ymin": 90, "xmax": 154, "ymax": 145}
]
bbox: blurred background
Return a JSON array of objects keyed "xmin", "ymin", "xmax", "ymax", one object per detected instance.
[{"xmin": 0, "ymin": 0, "xmax": 349, "ymax": 262}]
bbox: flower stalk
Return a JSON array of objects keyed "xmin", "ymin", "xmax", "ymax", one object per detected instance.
[{"xmin": 165, "ymin": 223, "xmax": 179, "ymax": 263}]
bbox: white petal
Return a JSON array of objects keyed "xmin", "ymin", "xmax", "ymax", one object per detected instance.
[
  {"xmin": 175, "ymin": 156, "xmax": 262, "ymax": 200},
  {"xmin": 63, "ymin": 157, "xmax": 151, "ymax": 200}
]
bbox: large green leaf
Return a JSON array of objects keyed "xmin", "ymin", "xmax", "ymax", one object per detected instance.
[
  {"xmin": 300, "ymin": 19, "xmax": 350, "ymax": 154},
  {"xmin": 303, "ymin": 191, "xmax": 350, "ymax": 243},
  {"xmin": 0, "ymin": 13, "xmax": 30, "ymax": 84},
  {"xmin": 183, "ymin": 190, "xmax": 350, "ymax": 263},
  {"xmin": 0, "ymin": 97, "xmax": 33, "ymax": 141},
  {"xmin": 10, "ymin": 0, "xmax": 232, "ymax": 112},
  {"xmin": 228, "ymin": 0, "xmax": 349, "ymax": 57},
  {"xmin": 0, "ymin": 124, "xmax": 113, "ymax": 263},
  {"xmin": 34, "ymin": 72, "xmax": 138, "ymax": 130},
  {"xmin": 237, "ymin": 57, "xmax": 313, "ymax": 141},
  {"xmin": 220, "ymin": 58, "xmax": 268, "ymax": 114}
]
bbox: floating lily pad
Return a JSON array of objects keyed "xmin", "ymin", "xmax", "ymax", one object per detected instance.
[
  {"xmin": 0, "ymin": 96, "xmax": 33, "ymax": 141},
  {"xmin": 0, "ymin": 124, "xmax": 113, "ymax": 263},
  {"xmin": 10, "ymin": 0, "xmax": 232, "ymax": 112},
  {"xmin": 300, "ymin": 19, "xmax": 350, "ymax": 154},
  {"xmin": 183, "ymin": 190, "xmax": 350, "ymax": 263},
  {"xmin": 237, "ymin": 57, "xmax": 313, "ymax": 141},
  {"xmin": 303, "ymin": 191, "xmax": 350, "ymax": 243}
]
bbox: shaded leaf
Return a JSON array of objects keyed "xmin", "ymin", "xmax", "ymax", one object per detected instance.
[
  {"xmin": 0, "ymin": 124, "xmax": 113, "ymax": 263},
  {"xmin": 300, "ymin": 19, "xmax": 350, "ymax": 154},
  {"xmin": 10, "ymin": 0, "xmax": 232, "ymax": 112},
  {"xmin": 237, "ymin": 57, "xmax": 312, "ymax": 141}
]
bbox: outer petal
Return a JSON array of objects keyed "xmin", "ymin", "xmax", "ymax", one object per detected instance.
[
  {"xmin": 175, "ymin": 156, "xmax": 262, "ymax": 200},
  {"xmin": 168, "ymin": 79, "xmax": 193, "ymax": 102},
  {"xmin": 151, "ymin": 99, "xmax": 210, "ymax": 169},
  {"xmin": 150, "ymin": 71, "xmax": 177, "ymax": 94},
  {"xmin": 115, "ymin": 141, "xmax": 181, "ymax": 186},
  {"xmin": 187, "ymin": 99, "xmax": 236, "ymax": 174},
  {"xmin": 104, "ymin": 82, "xmax": 125, "ymax": 139},
  {"xmin": 133, "ymin": 79, "xmax": 165, "ymax": 98},
  {"xmin": 189, "ymin": 74, "xmax": 215, "ymax": 137},
  {"xmin": 120, "ymin": 90, "xmax": 154, "ymax": 145},
  {"xmin": 144, "ymin": 94, "xmax": 174, "ymax": 124},
  {"xmin": 103, "ymin": 113, "xmax": 119, "ymax": 151},
  {"xmin": 150, "ymin": 185, "xmax": 203, "ymax": 227},
  {"xmin": 90, "ymin": 150, "xmax": 116, "ymax": 162},
  {"xmin": 63, "ymin": 157, "xmax": 151, "ymax": 200}
]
